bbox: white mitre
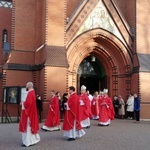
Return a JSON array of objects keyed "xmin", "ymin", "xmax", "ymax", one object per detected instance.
[
  {"xmin": 81, "ymin": 85, "xmax": 86, "ymax": 91},
  {"xmin": 103, "ymin": 88, "xmax": 108, "ymax": 94}
]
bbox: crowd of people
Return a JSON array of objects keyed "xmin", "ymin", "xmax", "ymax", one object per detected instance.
[
  {"xmin": 19, "ymin": 82, "xmax": 141, "ymax": 147},
  {"xmin": 113, "ymin": 93, "xmax": 141, "ymax": 122}
]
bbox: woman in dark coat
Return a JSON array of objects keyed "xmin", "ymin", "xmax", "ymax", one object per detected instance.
[
  {"xmin": 113, "ymin": 96, "xmax": 119, "ymax": 118},
  {"xmin": 61, "ymin": 93, "xmax": 68, "ymax": 119}
]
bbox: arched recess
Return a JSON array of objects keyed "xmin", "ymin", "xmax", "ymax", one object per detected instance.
[{"xmin": 67, "ymin": 28, "xmax": 133, "ymax": 97}]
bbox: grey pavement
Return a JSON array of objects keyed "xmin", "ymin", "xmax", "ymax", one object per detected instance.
[{"xmin": 0, "ymin": 119, "xmax": 150, "ymax": 150}]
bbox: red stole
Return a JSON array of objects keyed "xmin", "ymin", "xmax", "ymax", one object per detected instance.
[{"xmin": 19, "ymin": 90, "xmax": 39, "ymax": 134}]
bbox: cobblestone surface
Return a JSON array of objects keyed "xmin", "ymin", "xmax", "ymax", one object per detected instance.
[{"xmin": 0, "ymin": 119, "xmax": 150, "ymax": 150}]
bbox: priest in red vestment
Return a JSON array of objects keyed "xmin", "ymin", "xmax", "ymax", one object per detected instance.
[
  {"xmin": 19, "ymin": 82, "xmax": 40, "ymax": 147},
  {"xmin": 98, "ymin": 89, "xmax": 115, "ymax": 126},
  {"xmin": 79, "ymin": 85, "xmax": 92, "ymax": 128},
  {"xmin": 91, "ymin": 91, "xmax": 99, "ymax": 120},
  {"xmin": 63, "ymin": 86, "xmax": 85, "ymax": 141},
  {"xmin": 41, "ymin": 90, "xmax": 61, "ymax": 131}
]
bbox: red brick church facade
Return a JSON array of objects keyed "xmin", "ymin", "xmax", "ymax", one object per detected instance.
[{"xmin": 0, "ymin": 0, "xmax": 150, "ymax": 120}]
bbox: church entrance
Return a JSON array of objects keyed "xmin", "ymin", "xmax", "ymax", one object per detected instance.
[{"xmin": 77, "ymin": 55, "xmax": 107, "ymax": 95}]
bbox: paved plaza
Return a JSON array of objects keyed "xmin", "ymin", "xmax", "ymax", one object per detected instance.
[{"xmin": 0, "ymin": 119, "xmax": 150, "ymax": 150}]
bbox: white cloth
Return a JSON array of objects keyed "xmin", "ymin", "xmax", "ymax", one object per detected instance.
[
  {"xmin": 126, "ymin": 96, "xmax": 134, "ymax": 112},
  {"xmin": 64, "ymin": 103, "xmax": 70, "ymax": 110},
  {"xmin": 42, "ymin": 125, "xmax": 61, "ymax": 131},
  {"xmin": 81, "ymin": 118, "xmax": 90, "ymax": 127},
  {"xmin": 21, "ymin": 89, "xmax": 32, "ymax": 110},
  {"xmin": 21, "ymin": 118, "xmax": 40, "ymax": 147},
  {"xmin": 80, "ymin": 100, "xmax": 85, "ymax": 106},
  {"xmin": 88, "ymin": 94, "xmax": 93, "ymax": 101},
  {"xmin": 88, "ymin": 94, "xmax": 93, "ymax": 106},
  {"xmin": 92, "ymin": 115, "xmax": 99, "ymax": 120},
  {"xmin": 99, "ymin": 119, "xmax": 110, "ymax": 125},
  {"xmin": 64, "ymin": 120, "xmax": 86, "ymax": 139}
]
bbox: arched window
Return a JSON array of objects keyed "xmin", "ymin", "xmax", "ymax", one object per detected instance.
[{"xmin": 2, "ymin": 29, "xmax": 8, "ymax": 48}]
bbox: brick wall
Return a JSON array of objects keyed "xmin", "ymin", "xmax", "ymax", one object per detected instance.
[
  {"xmin": 0, "ymin": 6, "xmax": 12, "ymax": 102},
  {"xmin": 66, "ymin": 0, "xmax": 81, "ymax": 18}
]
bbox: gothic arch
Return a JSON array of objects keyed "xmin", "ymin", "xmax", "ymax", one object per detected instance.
[{"xmin": 67, "ymin": 28, "xmax": 133, "ymax": 97}]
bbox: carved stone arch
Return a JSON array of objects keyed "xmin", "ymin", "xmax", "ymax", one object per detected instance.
[
  {"xmin": 67, "ymin": 28, "xmax": 133, "ymax": 69},
  {"xmin": 67, "ymin": 28, "xmax": 133, "ymax": 97}
]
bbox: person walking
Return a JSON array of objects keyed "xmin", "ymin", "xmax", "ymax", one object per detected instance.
[
  {"xmin": 63, "ymin": 86, "xmax": 85, "ymax": 141},
  {"xmin": 56, "ymin": 91, "xmax": 62, "ymax": 119},
  {"xmin": 41, "ymin": 90, "xmax": 61, "ymax": 131},
  {"xmin": 98, "ymin": 89, "xmax": 115, "ymax": 126},
  {"xmin": 19, "ymin": 82, "xmax": 40, "ymax": 147},
  {"xmin": 79, "ymin": 85, "xmax": 92, "ymax": 128},
  {"xmin": 91, "ymin": 91, "xmax": 99, "ymax": 120}
]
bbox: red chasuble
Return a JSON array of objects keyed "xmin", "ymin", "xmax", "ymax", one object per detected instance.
[
  {"xmin": 98, "ymin": 96, "xmax": 115, "ymax": 122},
  {"xmin": 19, "ymin": 90, "xmax": 39, "ymax": 134},
  {"xmin": 91, "ymin": 97, "xmax": 99, "ymax": 117},
  {"xmin": 44, "ymin": 96, "xmax": 60, "ymax": 127},
  {"xmin": 63, "ymin": 93, "xmax": 82, "ymax": 131},
  {"xmin": 80, "ymin": 93, "xmax": 92, "ymax": 121}
]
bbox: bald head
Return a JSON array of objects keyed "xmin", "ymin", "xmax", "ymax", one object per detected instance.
[{"xmin": 26, "ymin": 82, "xmax": 33, "ymax": 91}]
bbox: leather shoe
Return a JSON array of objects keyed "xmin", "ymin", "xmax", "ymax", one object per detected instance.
[
  {"xmin": 67, "ymin": 138, "xmax": 75, "ymax": 141},
  {"xmin": 21, "ymin": 144, "xmax": 27, "ymax": 147},
  {"xmin": 41, "ymin": 127, "xmax": 48, "ymax": 131}
]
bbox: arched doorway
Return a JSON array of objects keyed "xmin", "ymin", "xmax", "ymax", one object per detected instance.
[
  {"xmin": 77, "ymin": 55, "xmax": 106, "ymax": 94},
  {"xmin": 67, "ymin": 29, "xmax": 133, "ymax": 98}
]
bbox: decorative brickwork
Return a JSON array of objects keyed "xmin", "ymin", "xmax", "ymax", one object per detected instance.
[
  {"xmin": 11, "ymin": 0, "xmax": 15, "ymax": 50},
  {"xmin": 45, "ymin": 45, "xmax": 68, "ymax": 67}
]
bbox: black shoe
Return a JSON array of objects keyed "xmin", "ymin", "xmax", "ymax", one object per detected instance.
[
  {"xmin": 21, "ymin": 144, "xmax": 34, "ymax": 147},
  {"xmin": 98, "ymin": 124, "xmax": 104, "ymax": 126},
  {"xmin": 67, "ymin": 138, "xmax": 75, "ymax": 141},
  {"xmin": 41, "ymin": 127, "xmax": 48, "ymax": 131},
  {"xmin": 86, "ymin": 126, "xmax": 90, "ymax": 129},
  {"xmin": 98, "ymin": 124, "xmax": 109, "ymax": 127}
]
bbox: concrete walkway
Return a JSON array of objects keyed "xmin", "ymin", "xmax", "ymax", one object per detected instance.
[{"xmin": 0, "ymin": 119, "xmax": 150, "ymax": 150}]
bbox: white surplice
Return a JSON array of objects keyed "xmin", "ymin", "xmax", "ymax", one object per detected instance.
[{"xmin": 21, "ymin": 118, "xmax": 40, "ymax": 147}]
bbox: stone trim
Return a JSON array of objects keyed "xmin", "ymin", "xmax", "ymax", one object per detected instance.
[
  {"xmin": 138, "ymin": 53, "xmax": 150, "ymax": 72},
  {"xmin": 141, "ymin": 102, "xmax": 150, "ymax": 104},
  {"xmin": 3, "ymin": 63, "xmax": 44, "ymax": 71}
]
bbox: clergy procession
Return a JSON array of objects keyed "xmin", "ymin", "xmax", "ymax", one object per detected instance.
[{"xmin": 18, "ymin": 82, "xmax": 140, "ymax": 147}]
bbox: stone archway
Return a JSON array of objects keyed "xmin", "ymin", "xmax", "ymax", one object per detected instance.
[{"xmin": 67, "ymin": 29, "xmax": 133, "ymax": 98}]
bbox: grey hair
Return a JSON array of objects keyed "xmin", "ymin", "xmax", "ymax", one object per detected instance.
[{"xmin": 26, "ymin": 82, "xmax": 33, "ymax": 88}]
